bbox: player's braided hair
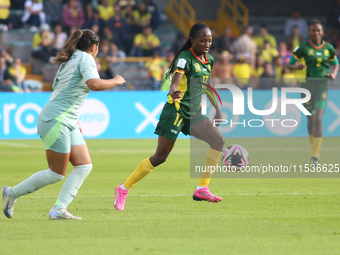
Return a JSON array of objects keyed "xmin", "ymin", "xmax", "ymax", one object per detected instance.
[
  {"xmin": 161, "ymin": 23, "xmax": 209, "ymax": 85},
  {"xmin": 54, "ymin": 29, "xmax": 99, "ymax": 66},
  {"xmin": 309, "ymin": 19, "xmax": 322, "ymax": 29}
]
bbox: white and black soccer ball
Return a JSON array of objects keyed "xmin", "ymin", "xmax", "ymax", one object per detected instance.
[{"xmin": 221, "ymin": 144, "xmax": 249, "ymax": 170}]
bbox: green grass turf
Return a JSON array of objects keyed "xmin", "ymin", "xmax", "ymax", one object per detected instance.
[{"xmin": 0, "ymin": 138, "xmax": 339, "ymax": 255}]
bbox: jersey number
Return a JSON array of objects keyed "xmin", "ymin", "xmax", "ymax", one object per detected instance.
[
  {"xmin": 202, "ymin": 76, "xmax": 209, "ymax": 84},
  {"xmin": 174, "ymin": 113, "xmax": 183, "ymax": 127},
  {"xmin": 316, "ymin": 58, "xmax": 322, "ymax": 67}
]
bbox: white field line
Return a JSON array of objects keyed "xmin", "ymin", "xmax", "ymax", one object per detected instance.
[
  {"xmin": 0, "ymin": 141, "xmax": 44, "ymax": 148},
  {"xmin": 25, "ymin": 192, "xmax": 340, "ymax": 199}
]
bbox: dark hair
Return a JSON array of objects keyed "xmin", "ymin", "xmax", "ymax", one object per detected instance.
[
  {"xmin": 161, "ymin": 23, "xmax": 209, "ymax": 84},
  {"xmin": 54, "ymin": 29, "xmax": 99, "ymax": 66},
  {"xmin": 309, "ymin": 19, "xmax": 322, "ymax": 29}
]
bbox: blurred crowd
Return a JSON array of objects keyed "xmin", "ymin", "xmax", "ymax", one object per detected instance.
[{"xmin": 1, "ymin": 0, "xmax": 340, "ymax": 92}]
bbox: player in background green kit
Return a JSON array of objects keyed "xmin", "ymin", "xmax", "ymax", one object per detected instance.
[
  {"xmin": 287, "ymin": 20, "xmax": 339, "ymax": 165},
  {"xmin": 114, "ymin": 23, "xmax": 225, "ymax": 210}
]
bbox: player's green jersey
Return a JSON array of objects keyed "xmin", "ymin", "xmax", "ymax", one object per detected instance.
[
  {"xmin": 290, "ymin": 40, "xmax": 338, "ymax": 78},
  {"xmin": 167, "ymin": 48, "xmax": 214, "ymax": 119}
]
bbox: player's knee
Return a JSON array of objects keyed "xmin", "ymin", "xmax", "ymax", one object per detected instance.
[
  {"xmin": 74, "ymin": 163, "xmax": 93, "ymax": 178},
  {"xmin": 313, "ymin": 115, "xmax": 322, "ymax": 124},
  {"xmin": 212, "ymin": 134, "xmax": 225, "ymax": 150}
]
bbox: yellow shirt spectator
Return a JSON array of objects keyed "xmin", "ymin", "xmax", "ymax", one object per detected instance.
[
  {"xmin": 254, "ymin": 34, "xmax": 277, "ymax": 49},
  {"xmin": 8, "ymin": 66, "xmax": 27, "ymax": 78},
  {"xmin": 98, "ymin": 5, "xmax": 114, "ymax": 21},
  {"xmin": 262, "ymin": 48, "xmax": 278, "ymax": 63},
  {"xmin": 134, "ymin": 33, "xmax": 160, "ymax": 50},
  {"xmin": 0, "ymin": 0, "xmax": 10, "ymax": 20},
  {"xmin": 145, "ymin": 58, "xmax": 167, "ymax": 81},
  {"xmin": 32, "ymin": 33, "xmax": 42, "ymax": 48},
  {"xmin": 133, "ymin": 10, "xmax": 151, "ymax": 26},
  {"xmin": 233, "ymin": 62, "xmax": 252, "ymax": 85}
]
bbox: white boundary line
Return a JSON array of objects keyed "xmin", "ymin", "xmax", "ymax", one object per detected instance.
[
  {"xmin": 25, "ymin": 192, "xmax": 340, "ymax": 199},
  {"xmin": 0, "ymin": 141, "xmax": 44, "ymax": 148}
]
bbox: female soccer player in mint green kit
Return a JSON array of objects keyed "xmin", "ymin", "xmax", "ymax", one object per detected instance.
[
  {"xmin": 2, "ymin": 29, "xmax": 126, "ymax": 220},
  {"xmin": 114, "ymin": 23, "xmax": 225, "ymax": 210},
  {"xmin": 287, "ymin": 19, "xmax": 339, "ymax": 165}
]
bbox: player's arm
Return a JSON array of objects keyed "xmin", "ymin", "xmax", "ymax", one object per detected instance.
[
  {"xmin": 286, "ymin": 46, "xmax": 306, "ymax": 71},
  {"xmin": 169, "ymin": 72, "xmax": 183, "ymax": 102},
  {"xmin": 327, "ymin": 48, "xmax": 339, "ymax": 80},
  {"xmin": 86, "ymin": 76, "xmax": 126, "ymax": 91}
]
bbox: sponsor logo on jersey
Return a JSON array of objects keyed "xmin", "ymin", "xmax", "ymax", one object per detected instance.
[
  {"xmin": 177, "ymin": 58, "xmax": 186, "ymax": 68},
  {"xmin": 308, "ymin": 49, "xmax": 313, "ymax": 55},
  {"xmin": 316, "ymin": 52, "xmax": 322, "ymax": 55},
  {"xmin": 324, "ymin": 49, "xmax": 329, "ymax": 56},
  {"xmin": 194, "ymin": 63, "xmax": 201, "ymax": 72}
]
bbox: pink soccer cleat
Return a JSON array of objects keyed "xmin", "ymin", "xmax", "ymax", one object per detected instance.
[
  {"xmin": 193, "ymin": 187, "xmax": 222, "ymax": 203},
  {"xmin": 114, "ymin": 184, "xmax": 129, "ymax": 210}
]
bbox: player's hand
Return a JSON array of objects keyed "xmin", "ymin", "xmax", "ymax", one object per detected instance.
[
  {"xmin": 170, "ymin": 90, "xmax": 182, "ymax": 102},
  {"xmin": 113, "ymin": 75, "xmax": 126, "ymax": 86},
  {"xmin": 326, "ymin": 73, "xmax": 336, "ymax": 80},
  {"xmin": 296, "ymin": 64, "xmax": 307, "ymax": 70}
]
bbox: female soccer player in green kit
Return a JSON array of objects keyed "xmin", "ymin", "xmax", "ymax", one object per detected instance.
[
  {"xmin": 287, "ymin": 20, "xmax": 339, "ymax": 165},
  {"xmin": 114, "ymin": 23, "xmax": 225, "ymax": 210},
  {"xmin": 2, "ymin": 29, "xmax": 126, "ymax": 220}
]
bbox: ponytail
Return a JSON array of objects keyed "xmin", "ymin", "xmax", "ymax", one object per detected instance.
[
  {"xmin": 161, "ymin": 23, "xmax": 209, "ymax": 85},
  {"xmin": 54, "ymin": 29, "xmax": 99, "ymax": 66}
]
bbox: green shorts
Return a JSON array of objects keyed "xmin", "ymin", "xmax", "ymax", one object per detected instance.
[
  {"xmin": 155, "ymin": 102, "xmax": 207, "ymax": 141},
  {"xmin": 300, "ymin": 81, "xmax": 328, "ymax": 115},
  {"xmin": 37, "ymin": 118, "xmax": 86, "ymax": 153}
]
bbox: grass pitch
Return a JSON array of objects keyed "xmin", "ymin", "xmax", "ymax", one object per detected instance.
[{"xmin": 0, "ymin": 137, "xmax": 339, "ymax": 255}]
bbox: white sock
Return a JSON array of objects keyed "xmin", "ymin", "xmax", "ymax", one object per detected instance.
[
  {"xmin": 53, "ymin": 164, "xmax": 92, "ymax": 210},
  {"xmin": 120, "ymin": 184, "xmax": 129, "ymax": 190},
  {"xmin": 10, "ymin": 169, "xmax": 64, "ymax": 199},
  {"xmin": 196, "ymin": 186, "xmax": 205, "ymax": 190}
]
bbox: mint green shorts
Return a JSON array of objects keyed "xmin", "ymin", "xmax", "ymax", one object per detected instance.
[{"xmin": 37, "ymin": 118, "xmax": 86, "ymax": 153}]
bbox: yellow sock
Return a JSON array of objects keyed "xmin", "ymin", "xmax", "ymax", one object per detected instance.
[
  {"xmin": 308, "ymin": 135, "xmax": 313, "ymax": 145},
  {"xmin": 312, "ymin": 137, "xmax": 322, "ymax": 158},
  {"xmin": 124, "ymin": 158, "xmax": 154, "ymax": 190},
  {"xmin": 198, "ymin": 148, "xmax": 222, "ymax": 187}
]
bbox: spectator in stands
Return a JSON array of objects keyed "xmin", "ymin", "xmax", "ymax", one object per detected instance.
[
  {"xmin": 32, "ymin": 23, "xmax": 52, "ymax": 48},
  {"xmin": 284, "ymin": 9, "xmax": 308, "ymax": 39},
  {"xmin": 145, "ymin": 49, "xmax": 167, "ymax": 90},
  {"xmin": 98, "ymin": 0, "xmax": 114, "ymax": 22},
  {"xmin": 62, "ymin": 0, "xmax": 85, "ymax": 32},
  {"xmin": 82, "ymin": 9, "xmax": 106, "ymax": 37},
  {"xmin": 0, "ymin": 48, "xmax": 13, "ymax": 67},
  {"xmin": 43, "ymin": 0, "xmax": 63, "ymax": 26},
  {"xmin": 218, "ymin": 26, "xmax": 235, "ymax": 53},
  {"xmin": 133, "ymin": 26, "xmax": 160, "ymax": 57},
  {"xmin": 258, "ymin": 62, "xmax": 275, "ymax": 89},
  {"xmin": 171, "ymin": 31, "xmax": 186, "ymax": 55},
  {"xmin": 122, "ymin": 4, "xmax": 139, "ymax": 35},
  {"xmin": 209, "ymin": 27, "xmax": 219, "ymax": 55},
  {"xmin": 110, "ymin": 43, "xmax": 126, "ymax": 66},
  {"xmin": 144, "ymin": 0, "xmax": 159, "ymax": 30},
  {"xmin": 254, "ymin": 24, "xmax": 277, "ymax": 49},
  {"xmin": 252, "ymin": 54, "xmax": 265, "ymax": 78},
  {"xmin": 22, "ymin": 0, "xmax": 46, "ymax": 29},
  {"xmin": 285, "ymin": 25, "xmax": 304, "ymax": 52},
  {"xmin": 211, "ymin": 51, "xmax": 233, "ymax": 84},
  {"xmin": 85, "ymin": 2, "xmax": 93, "ymax": 21},
  {"xmin": 273, "ymin": 56, "xmax": 284, "ymax": 80},
  {"xmin": 52, "ymin": 23, "xmax": 68, "ymax": 52},
  {"xmin": 91, "ymin": 24, "xmax": 99, "ymax": 35},
  {"xmin": 261, "ymin": 40, "xmax": 278, "ymax": 63},
  {"xmin": 97, "ymin": 39, "xmax": 114, "ymax": 79},
  {"xmin": 232, "ymin": 26, "xmax": 257, "ymax": 68},
  {"xmin": 31, "ymin": 27, "xmax": 54, "ymax": 63},
  {"xmin": 0, "ymin": 56, "xmax": 18, "ymax": 92},
  {"xmin": 278, "ymin": 42, "xmax": 291, "ymax": 65},
  {"xmin": 0, "ymin": 0, "xmax": 11, "ymax": 30},
  {"xmin": 232, "ymin": 53, "xmax": 252, "ymax": 89},
  {"xmin": 107, "ymin": 5, "xmax": 129, "ymax": 51},
  {"xmin": 160, "ymin": 51, "xmax": 175, "ymax": 91},
  {"xmin": 102, "ymin": 26, "xmax": 122, "ymax": 49},
  {"xmin": 133, "ymin": 1, "xmax": 151, "ymax": 28},
  {"xmin": 8, "ymin": 58, "xmax": 30, "ymax": 92},
  {"xmin": 282, "ymin": 68, "xmax": 297, "ymax": 87}
]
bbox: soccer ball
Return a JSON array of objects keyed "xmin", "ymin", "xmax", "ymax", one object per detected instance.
[{"xmin": 221, "ymin": 144, "xmax": 249, "ymax": 170}]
